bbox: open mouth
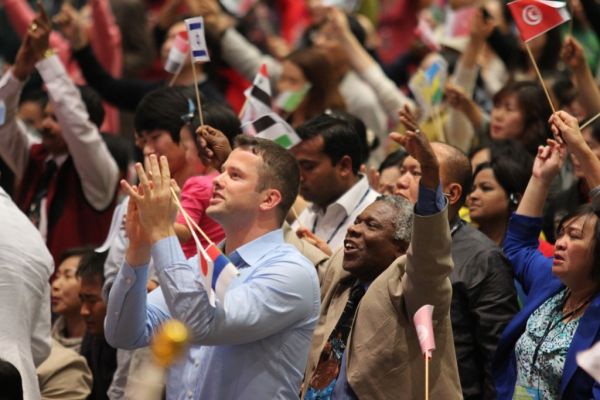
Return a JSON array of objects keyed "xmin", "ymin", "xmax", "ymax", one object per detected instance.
[{"xmin": 344, "ymin": 240, "xmax": 359, "ymax": 255}]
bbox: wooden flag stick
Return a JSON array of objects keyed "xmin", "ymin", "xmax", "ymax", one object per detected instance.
[
  {"xmin": 525, "ymin": 42, "xmax": 556, "ymax": 113},
  {"xmin": 567, "ymin": 0, "xmax": 574, "ymax": 37},
  {"xmin": 581, "ymin": 112, "xmax": 600, "ymax": 130},
  {"xmin": 170, "ymin": 187, "xmax": 214, "ymax": 246},
  {"xmin": 425, "ymin": 356, "xmax": 429, "ymax": 400},
  {"xmin": 433, "ymin": 105, "xmax": 445, "ymax": 142},
  {"xmin": 168, "ymin": 69, "xmax": 181, "ymax": 87},
  {"xmin": 190, "ymin": 63, "xmax": 205, "ymax": 126}
]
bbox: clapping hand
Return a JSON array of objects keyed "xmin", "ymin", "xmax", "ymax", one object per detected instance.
[{"xmin": 121, "ymin": 155, "xmax": 179, "ymax": 245}]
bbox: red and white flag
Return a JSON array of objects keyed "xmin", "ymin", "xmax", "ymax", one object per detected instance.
[
  {"xmin": 413, "ymin": 305, "xmax": 436, "ymax": 359},
  {"xmin": 507, "ymin": 0, "xmax": 570, "ymax": 42},
  {"xmin": 240, "ymin": 64, "xmax": 272, "ymax": 124},
  {"xmin": 164, "ymin": 31, "xmax": 189, "ymax": 74}
]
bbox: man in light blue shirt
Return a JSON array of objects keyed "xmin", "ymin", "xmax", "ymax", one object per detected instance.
[{"xmin": 105, "ymin": 135, "xmax": 320, "ymax": 399}]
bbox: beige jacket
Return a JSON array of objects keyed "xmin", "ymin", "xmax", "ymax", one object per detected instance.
[
  {"xmin": 37, "ymin": 339, "xmax": 92, "ymax": 400},
  {"xmin": 302, "ymin": 207, "xmax": 462, "ymax": 399}
]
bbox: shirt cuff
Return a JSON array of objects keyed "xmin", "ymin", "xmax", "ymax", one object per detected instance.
[
  {"xmin": 35, "ymin": 54, "xmax": 66, "ymax": 82},
  {"xmin": 415, "ymin": 183, "xmax": 446, "ymax": 216}
]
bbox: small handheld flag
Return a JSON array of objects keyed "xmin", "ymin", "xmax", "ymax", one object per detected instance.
[
  {"xmin": 242, "ymin": 113, "xmax": 301, "ymax": 149},
  {"xmin": 164, "ymin": 31, "xmax": 189, "ymax": 74},
  {"xmin": 274, "ymin": 84, "xmax": 311, "ymax": 113},
  {"xmin": 199, "ymin": 244, "xmax": 239, "ymax": 306},
  {"xmin": 240, "ymin": 64, "xmax": 273, "ymax": 123},
  {"xmin": 415, "ymin": 18, "xmax": 440, "ymax": 52},
  {"xmin": 414, "ymin": 304, "xmax": 435, "ymax": 400},
  {"xmin": 507, "ymin": 0, "xmax": 571, "ymax": 42},
  {"xmin": 408, "ymin": 57, "xmax": 448, "ymax": 116},
  {"xmin": 185, "ymin": 17, "xmax": 210, "ymax": 63},
  {"xmin": 414, "ymin": 304, "xmax": 436, "ymax": 359}
]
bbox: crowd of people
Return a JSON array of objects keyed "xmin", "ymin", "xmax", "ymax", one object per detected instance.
[{"xmin": 1, "ymin": 0, "xmax": 600, "ymax": 399}]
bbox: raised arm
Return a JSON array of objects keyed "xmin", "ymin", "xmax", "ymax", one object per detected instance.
[
  {"xmin": 503, "ymin": 141, "xmax": 565, "ymax": 292},
  {"xmin": 390, "ymin": 106, "xmax": 453, "ymax": 321},
  {"xmin": 4, "ymin": 0, "xmax": 73, "ymax": 72},
  {"xmin": 88, "ymin": 0, "xmax": 123, "ymax": 76},
  {"xmin": 197, "ymin": 0, "xmax": 282, "ymax": 83},
  {"xmin": 0, "ymin": 47, "xmax": 36, "ymax": 179},
  {"xmin": 445, "ymin": 9, "xmax": 494, "ymax": 152},
  {"xmin": 561, "ymin": 37, "xmax": 600, "ymax": 117},
  {"xmin": 328, "ymin": 7, "xmax": 413, "ymax": 122}
]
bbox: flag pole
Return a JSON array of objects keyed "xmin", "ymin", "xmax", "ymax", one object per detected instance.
[
  {"xmin": 433, "ymin": 105, "xmax": 445, "ymax": 142},
  {"xmin": 567, "ymin": 0, "xmax": 573, "ymax": 37},
  {"xmin": 168, "ymin": 69, "xmax": 181, "ymax": 87},
  {"xmin": 524, "ymin": 42, "xmax": 556, "ymax": 113},
  {"xmin": 581, "ymin": 112, "xmax": 600, "ymax": 130},
  {"xmin": 191, "ymin": 63, "xmax": 205, "ymax": 126},
  {"xmin": 170, "ymin": 187, "xmax": 214, "ymax": 246},
  {"xmin": 425, "ymin": 355, "xmax": 429, "ymax": 400}
]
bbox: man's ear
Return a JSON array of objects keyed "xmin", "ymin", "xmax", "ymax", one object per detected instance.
[
  {"xmin": 259, "ymin": 188, "xmax": 283, "ymax": 213},
  {"xmin": 337, "ymin": 155, "xmax": 354, "ymax": 177},
  {"xmin": 445, "ymin": 183, "xmax": 463, "ymax": 207},
  {"xmin": 395, "ymin": 240, "xmax": 409, "ymax": 258}
]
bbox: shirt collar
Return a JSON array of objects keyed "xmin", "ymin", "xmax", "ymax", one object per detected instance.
[
  {"xmin": 224, "ymin": 228, "xmax": 285, "ymax": 268},
  {"xmin": 311, "ymin": 174, "xmax": 372, "ymax": 216}
]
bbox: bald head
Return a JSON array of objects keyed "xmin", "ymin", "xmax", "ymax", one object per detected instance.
[{"xmin": 431, "ymin": 142, "xmax": 472, "ymax": 206}]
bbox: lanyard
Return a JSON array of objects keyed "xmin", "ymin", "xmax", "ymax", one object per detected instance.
[
  {"xmin": 530, "ymin": 291, "xmax": 590, "ymax": 376},
  {"xmin": 312, "ymin": 188, "xmax": 372, "ymax": 245}
]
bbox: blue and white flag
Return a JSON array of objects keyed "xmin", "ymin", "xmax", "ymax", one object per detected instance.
[{"xmin": 185, "ymin": 17, "xmax": 211, "ymax": 63}]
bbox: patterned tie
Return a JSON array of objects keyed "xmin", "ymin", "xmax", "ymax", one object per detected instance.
[
  {"xmin": 306, "ymin": 282, "xmax": 366, "ymax": 399},
  {"xmin": 28, "ymin": 159, "xmax": 57, "ymax": 228}
]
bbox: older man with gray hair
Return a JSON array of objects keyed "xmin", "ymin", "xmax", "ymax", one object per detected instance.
[{"xmin": 302, "ymin": 118, "xmax": 461, "ymax": 399}]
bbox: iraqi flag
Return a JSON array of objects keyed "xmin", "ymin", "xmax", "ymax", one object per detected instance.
[
  {"xmin": 164, "ymin": 31, "xmax": 189, "ymax": 74},
  {"xmin": 198, "ymin": 243, "xmax": 239, "ymax": 306},
  {"xmin": 242, "ymin": 113, "xmax": 301, "ymax": 149},
  {"xmin": 507, "ymin": 0, "xmax": 570, "ymax": 42},
  {"xmin": 185, "ymin": 17, "xmax": 211, "ymax": 63},
  {"xmin": 240, "ymin": 64, "xmax": 272, "ymax": 124}
]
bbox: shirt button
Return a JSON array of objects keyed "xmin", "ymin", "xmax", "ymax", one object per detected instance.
[
  {"xmin": 187, "ymin": 390, "xmax": 193, "ymax": 398},
  {"xmin": 194, "ymin": 360, "xmax": 199, "ymax": 367},
  {"xmin": 125, "ymin": 278, "xmax": 132, "ymax": 284}
]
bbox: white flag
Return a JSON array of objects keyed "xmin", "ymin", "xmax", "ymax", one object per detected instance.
[{"xmin": 185, "ymin": 17, "xmax": 210, "ymax": 63}]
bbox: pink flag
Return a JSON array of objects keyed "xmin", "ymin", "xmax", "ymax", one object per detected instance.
[{"xmin": 413, "ymin": 305, "xmax": 436, "ymax": 359}]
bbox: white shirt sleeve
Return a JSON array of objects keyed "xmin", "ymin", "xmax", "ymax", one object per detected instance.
[
  {"xmin": 0, "ymin": 70, "xmax": 34, "ymax": 180},
  {"xmin": 36, "ymin": 55, "xmax": 119, "ymax": 210}
]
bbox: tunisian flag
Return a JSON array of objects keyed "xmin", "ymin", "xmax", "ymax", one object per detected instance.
[{"xmin": 508, "ymin": 0, "xmax": 571, "ymax": 42}]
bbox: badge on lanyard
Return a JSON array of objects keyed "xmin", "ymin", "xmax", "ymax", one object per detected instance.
[{"xmin": 514, "ymin": 385, "xmax": 542, "ymax": 400}]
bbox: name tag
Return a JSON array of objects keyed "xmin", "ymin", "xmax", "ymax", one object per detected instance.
[{"xmin": 514, "ymin": 385, "xmax": 541, "ymax": 400}]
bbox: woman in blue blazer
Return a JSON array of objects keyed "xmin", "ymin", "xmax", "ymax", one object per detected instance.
[{"xmin": 494, "ymin": 111, "xmax": 600, "ymax": 399}]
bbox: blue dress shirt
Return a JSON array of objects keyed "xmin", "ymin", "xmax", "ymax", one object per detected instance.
[{"xmin": 105, "ymin": 228, "xmax": 320, "ymax": 399}]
